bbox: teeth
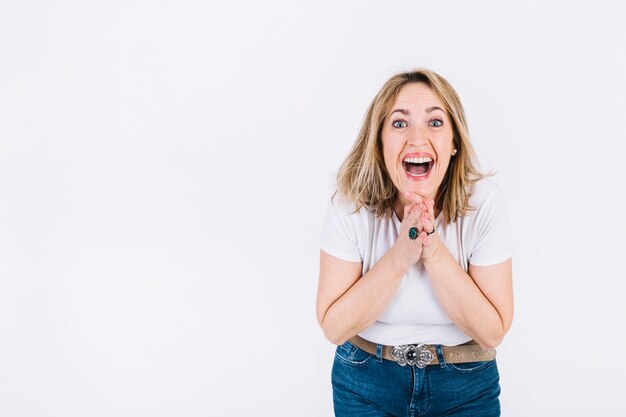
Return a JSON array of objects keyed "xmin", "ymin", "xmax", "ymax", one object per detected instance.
[{"xmin": 403, "ymin": 156, "xmax": 433, "ymax": 164}]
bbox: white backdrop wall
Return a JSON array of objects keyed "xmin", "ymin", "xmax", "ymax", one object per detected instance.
[{"xmin": 1, "ymin": 1, "xmax": 625, "ymax": 416}]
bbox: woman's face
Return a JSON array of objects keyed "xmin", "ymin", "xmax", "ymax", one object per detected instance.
[{"xmin": 381, "ymin": 82, "xmax": 455, "ymax": 206}]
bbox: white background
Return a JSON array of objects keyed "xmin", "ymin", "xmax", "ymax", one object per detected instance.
[{"xmin": 1, "ymin": 1, "xmax": 625, "ymax": 416}]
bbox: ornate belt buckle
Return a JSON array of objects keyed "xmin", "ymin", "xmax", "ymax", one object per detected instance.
[{"xmin": 391, "ymin": 344, "xmax": 435, "ymax": 368}]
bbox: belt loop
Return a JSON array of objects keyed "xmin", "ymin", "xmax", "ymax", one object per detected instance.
[
  {"xmin": 376, "ymin": 344, "xmax": 383, "ymax": 362},
  {"xmin": 435, "ymin": 345, "xmax": 446, "ymax": 367}
]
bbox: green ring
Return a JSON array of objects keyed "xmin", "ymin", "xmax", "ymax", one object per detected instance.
[{"xmin": 408, "ymin": 227, "xmax": 418, "ymax": 240}]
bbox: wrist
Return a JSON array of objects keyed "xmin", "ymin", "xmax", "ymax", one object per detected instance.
[
  {"xmin": 421, "ymin": 242, "xmax": 442, "ymax": 266},
  {"xmin": 387, "ymin": 245, "xmax": 411, "ymax": 274}
]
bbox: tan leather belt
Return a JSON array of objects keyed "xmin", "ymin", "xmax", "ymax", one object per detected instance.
[{"xmin": 349, "ymin": 335, "xmax": 496, "ymax": 368}]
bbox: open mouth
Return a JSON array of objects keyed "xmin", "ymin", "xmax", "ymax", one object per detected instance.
[{"xmin": 402, "ymin": 156, "xmax": 434, "ymax": 177}]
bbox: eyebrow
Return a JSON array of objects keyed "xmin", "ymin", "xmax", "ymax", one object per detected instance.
[{"xmin": 390, "ymin": 106, "xmax": 445, "ymax": 116}]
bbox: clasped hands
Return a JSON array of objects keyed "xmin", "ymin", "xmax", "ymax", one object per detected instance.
[{"xmin": 392, "ymin": 191, "xmax": 440, "ymax": 267}]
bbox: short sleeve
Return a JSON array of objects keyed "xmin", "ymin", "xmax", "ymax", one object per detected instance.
[
  {"xmin": 469, "ymin": 183, "xmax": 513, "ymax": 266},
  {"xmin": 319, "ymin": 197, "xmax": 362, "ymax": 262}
]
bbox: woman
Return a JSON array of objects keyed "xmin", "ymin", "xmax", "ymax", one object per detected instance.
[{"xmin": 317, "ymin": 69, "xmax": 513, "ymax": 416}]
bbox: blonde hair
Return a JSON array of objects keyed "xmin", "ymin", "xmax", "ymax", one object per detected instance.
[{"xmin": 335, "ymin": 68, "xmax": 486, "ymax": 224}]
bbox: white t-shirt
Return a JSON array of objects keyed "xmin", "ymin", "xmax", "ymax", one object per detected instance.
[{"xmin": 319, "ymin": 178, "xmax": 512, "ymax": 346}]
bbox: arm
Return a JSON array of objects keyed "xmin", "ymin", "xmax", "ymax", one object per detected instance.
[
  {"xmin": 417, "ymin": 198, "xmax": 514, "ymax": 349},
  {"xmin": 316, "ymin": 202, "xmax": 426, "ymax": 345},
  {"xmin": 316, "ymin": 249, "xmax": 407, "ymax": 345},
  {"xmin": 423, "ymin": 248, "xmax": 513, "ymax": 349}
]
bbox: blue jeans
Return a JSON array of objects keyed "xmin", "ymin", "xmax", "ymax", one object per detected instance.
[{"xmin": 332, "ymin": 340, "xmax": 501, "ymax": 416}]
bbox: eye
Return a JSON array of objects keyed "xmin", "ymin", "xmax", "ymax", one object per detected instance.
[
  {"xmin": 392, "ymin": 119, "xmax": 408, "ymax": 128},
  {"xmin": 429, "ymin": 119, "xmax": 443, "ymax": 127}
]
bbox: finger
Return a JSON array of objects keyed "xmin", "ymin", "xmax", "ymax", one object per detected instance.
[
  {"xmin": 420, "ymin": 216, "xmax": 433, "ymax": 234},
  {"xmin": 420, "ymin": 210, "xmax": 435, "ymax": 236},
  {"xmin": 421, "ymin": 224, "xmax": 436, "ymax": 244},
  {"xmin": 416, "ymin": 202, "xmax": 427, "ymax": 221},
  {"xmin": 402, "ymin": 204, "xmax": 419, "ymax": 238},
  {"xmin": 417, "ymin": 201, "xmax": 431, "ymax": 219},
  {"xmin": 427, "ymin": 199, "xmax": 435, "ymax": 219},
  {"xmin": 424, "ymin": 199, "xmax": 435, "ymax": 224},
  {"xmin": 403, "ymin": 203, "xmax": 411, "ymax": 219},
  {"xmin": 410, "ymin": 203, "xmax": 424, "ymax": 232},
  {"xmin": 409, "ymin": 203, "xmax": 424, "ymax": 228},
  {"xmin": 406, "ymin": 205, "xmax": 426, "ymax": 241},
  {"xmin": 403, "ymin": 201, "xmax": 415, "ymax": 219}
]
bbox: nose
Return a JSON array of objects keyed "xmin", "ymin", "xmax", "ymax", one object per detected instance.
[{"xmin": 406, "ymin": 126, "xmax": 429, "ymax": 147}]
